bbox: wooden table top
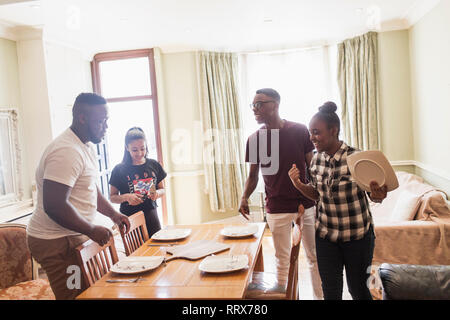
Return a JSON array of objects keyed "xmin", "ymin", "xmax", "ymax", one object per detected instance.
[{"xmin": 76, "ymin": 222, "xmax": 266, "ymax": 300}]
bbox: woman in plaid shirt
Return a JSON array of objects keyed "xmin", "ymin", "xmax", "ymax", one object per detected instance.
[{"xmin": 288, "ymin": 101, "xmax": 387, "ymax": 300}]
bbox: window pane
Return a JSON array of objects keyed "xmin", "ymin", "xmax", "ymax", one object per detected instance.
[
  {"xmin": 99, "ymin": 57, "xmax": 151, "ymax": 98},
  {"xmin": 239, "ymin": 46, "xmax": 340, "ymax": 140},
  {"xmin": 105, "ymin": 99, "xmax": 158, "ymax": 168}
]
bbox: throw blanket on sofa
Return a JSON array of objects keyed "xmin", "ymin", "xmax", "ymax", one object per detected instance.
[
  {"xmin": 371, "ymin": 172, "xmax": 450, "ymax": 265},
  {"xmin": 419, "ymin": 191, "xmax": 450, "ymax": 254}
]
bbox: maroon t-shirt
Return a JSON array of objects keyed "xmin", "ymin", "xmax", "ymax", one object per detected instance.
[{"xmin": 245, "ymin": 120, "xmax": 315, "ymax": 213}]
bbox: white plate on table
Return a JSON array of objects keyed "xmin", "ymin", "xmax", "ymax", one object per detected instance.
[
  {"xmin": 110, "ymin": 256, "xmax": 164, "ymax": 275},
  {"xmin": 151, "ymin": 228, "xmax": 192, "ymax": 241},
  {"xmin": 220, "ymin": 224, "xmax": 259, "ymax": 238},
  {"xmin": 199, "ymin": 255, "xmax": 249, "ymax": 273},
  {"xmin": 347, "ymin": 150, "xmax": 399, "ymax": 192}
]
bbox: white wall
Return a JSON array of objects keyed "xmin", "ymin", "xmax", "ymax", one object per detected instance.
[
  {"xmin": 408, "ymin": 0, "xmax": 450, "ymax": 194},
  {"xmin": 0, "ymin": 38, "xmax": 21, "ymax": 107},
  {"xmin": 158, "ymin": 51, "xmax": 241, "ymax": 224},
  {"xmin": 0, "ymin": 32, "xmax": 94, "ymax": 219},
  {"xmin": 16, "ymin": 35, "xmax": 94, "ymax": 201},
  {"xmin": 0, "ymin": 38, "xmax": 31, "ymax": 202},
  {"xmin": 45, "ymin": 41, "xmax": 93, "ymax": 137},
  {"xmin": 378, "ymin": 30, "xmax": 414, "ymax": 162},
  {"xmin": 16, "ymin": 36, "xmax": 53, "ymax": 195}
]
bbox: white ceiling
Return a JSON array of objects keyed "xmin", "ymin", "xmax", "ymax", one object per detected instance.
[{"xmin": 0, "ymin": 0, "xmax": 441, "ymax": 56}]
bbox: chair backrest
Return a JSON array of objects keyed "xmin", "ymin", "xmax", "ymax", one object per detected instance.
[
  {"xmin": 285, "ymin": 205, "xmax": 304, "ymax": 300},
  {"xmin": 75, "ymin": 236, "xmax": 119, "ymax": 287},
  {"xmin": 0, "ymin": 223, "xmax": 34, "ymax": 288},
  {"xmin": 285, "ymin": 239, "xmax": 301, "ymax": 300},
  {"xmin": 120, "ymin": 211, "xmax": 149, "ymax": 256}
]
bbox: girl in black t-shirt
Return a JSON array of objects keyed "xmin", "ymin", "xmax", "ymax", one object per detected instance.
[{"xmin": 109, "ymin": 127, "xmax": 167, "ymax": 237}]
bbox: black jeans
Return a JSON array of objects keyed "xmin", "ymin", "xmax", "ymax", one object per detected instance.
[
  {"xmin": 315, "ymin": 225, "xmax": 375, "ymax": 300},
  {"xmin": 143, "ymin": 208, "xmax": 162, "ymax": 238}
]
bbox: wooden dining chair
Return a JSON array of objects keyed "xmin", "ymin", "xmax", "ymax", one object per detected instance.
[
  {"xmin": 245, "ymin": 206, "xmax": 304, "ymax": 300},
  {"xmin": 120, "ymin": 211, "xmax": 149, "ymax": 256},
  {"xmin": 245, "ymin": 238, "xmax": 301, "ymax": 300},
  {"xmin": 75, "ymin": 236, "xmax": 119, "ymax": 287}
]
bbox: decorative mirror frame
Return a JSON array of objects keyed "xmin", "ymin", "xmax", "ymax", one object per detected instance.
[{"xmin": 0, "ymin": 109, "xmax": 23, "ymax": 207}]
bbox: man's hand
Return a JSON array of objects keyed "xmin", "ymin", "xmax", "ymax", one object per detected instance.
[
  {"xmin": 369, "ymin": 181, "xmax": 388, "ymax": 203},
  {"xmin": 112, "ymin": 212, "xmax": 131, "ymax": 234},
  {"xmin": 126, "ymin": 193, "xmax": 144, "ymax": 206},
  {"xmin": 88, "ymin": 225, "xmax": 113, "ymax": 246},
  {"xmin": 238, "ymin": 198, "xmax": 250, "ymax": 220}
]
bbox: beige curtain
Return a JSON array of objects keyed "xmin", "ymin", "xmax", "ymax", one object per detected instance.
[
  {"xmin": 338, "ymin": 32, "xmax": 379, "ymax": 150},
  {"xmin": 197, "ymin": 52, "xmax": 246, "ymax": 212}
]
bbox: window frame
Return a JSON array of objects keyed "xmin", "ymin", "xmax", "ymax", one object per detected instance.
[{"xmin": 91, "ymin": 48, "xmax": 167, "ymax": 224}]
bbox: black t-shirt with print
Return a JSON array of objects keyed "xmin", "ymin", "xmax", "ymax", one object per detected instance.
[{"xmin": 109, "ymin": 159, "xmax": 167, "ymax": 216}]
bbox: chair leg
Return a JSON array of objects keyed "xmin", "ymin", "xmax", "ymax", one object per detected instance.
[{"xmin": 255, "ymin": 247, "xmax": 264, "ymax": 272}]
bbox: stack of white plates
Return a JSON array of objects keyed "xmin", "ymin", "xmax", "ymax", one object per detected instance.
[
  {"xmin": 220, "ymin": 224, "xmax": 259, "ymax": 238},
  {"xmin": 198, "ymin": 255, "xmax": 249, "ymax": 273},
  {"xmin": 151, "ymin": 228, "xmax": 192, "ymax": 241}
]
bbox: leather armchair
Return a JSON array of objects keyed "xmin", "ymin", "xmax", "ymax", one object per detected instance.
[
  {"xmin": 379, "ymin": 263, "xmax": 450, "ymax": 300},
  {"xmin": 0, "ymin": 223, "xmax": 54, "ymax": 300}
]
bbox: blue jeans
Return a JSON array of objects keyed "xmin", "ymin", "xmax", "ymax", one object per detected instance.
[{"xmin": 315, "ymin": 225, "xmax": 375, "ymax": 300}]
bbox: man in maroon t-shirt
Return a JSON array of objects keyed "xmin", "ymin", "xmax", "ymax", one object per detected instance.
[{"xmin": 239, "ymin": 88, "xmax": 323, "ymax": 299}]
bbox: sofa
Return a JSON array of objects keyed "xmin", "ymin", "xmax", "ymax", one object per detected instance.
[
  {"xmin": 370, "ymin": 171, "xmax": 450, "ymax": 266},
  {"xmin": 378, "ymin": 263, "xmax": 450, "ymax": 300}
]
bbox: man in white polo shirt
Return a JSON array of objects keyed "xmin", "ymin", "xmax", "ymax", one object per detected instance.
[{"xmin": 27, "ymin": 93, "xmax": 130, "ymax": 300}]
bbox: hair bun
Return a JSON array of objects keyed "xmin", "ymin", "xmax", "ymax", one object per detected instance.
[{"xmin": 319, "ymin": 101, "xmax": 337, "ymax": 113}]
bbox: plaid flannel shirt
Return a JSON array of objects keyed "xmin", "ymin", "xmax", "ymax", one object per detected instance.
[{"xmin": 309, "ymin": 142, "xmax": 373, "ymax": 242}]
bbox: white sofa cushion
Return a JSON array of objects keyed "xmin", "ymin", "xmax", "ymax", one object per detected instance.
[
  {"xmin": 389, "ymin": 190, "xmax": 422, "ymax": 222},
  {"xmin": 371, "ymin": 171, "xmax": 435, "ymax": 224}
]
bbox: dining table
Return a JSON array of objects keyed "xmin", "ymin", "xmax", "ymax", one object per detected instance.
[{"xmin": 76, "ymin": 222, "xmax": 266, "ymax": 300}]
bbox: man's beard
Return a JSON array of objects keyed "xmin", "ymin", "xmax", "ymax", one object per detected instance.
[
  {"xmin": 88, "ymin": 129, "xmax": 104, "ymax": 144},
  {"xmin": 91, "ymin": 137, "xmax": 103, "ymax": 144}
]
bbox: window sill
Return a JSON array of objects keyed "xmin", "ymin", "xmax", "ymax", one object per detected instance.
[{"xmin": 0, "ymin": 199, "xmax": 34, "ymax": 223}]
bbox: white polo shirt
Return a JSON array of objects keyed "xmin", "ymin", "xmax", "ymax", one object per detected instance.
[{"xmin": 27, "ymin": 128, "xmax": 99, "ymax": 239}]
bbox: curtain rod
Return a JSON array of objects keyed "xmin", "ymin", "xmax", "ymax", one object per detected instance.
[
  {"xmin": 239, "ymin": 40, "xmax": 341, "ymax": 55},
  {"xmin": 237, "ymin": 30, "xmax": 379, "ymax": 55}
]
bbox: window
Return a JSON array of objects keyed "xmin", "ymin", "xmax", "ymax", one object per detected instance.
[
  {"xmin": 91, "ymin": 49, "xmax": 166, "ymax": 224},
  {"xmin": 239, "ymin": 45, "xmax": 341, "ymax": 140},
  {"xmin": 0, "ymin": 109, "xmax": 22, "ymax": 207}
]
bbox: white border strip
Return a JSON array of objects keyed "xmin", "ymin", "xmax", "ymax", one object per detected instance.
[
  {"xmin": 168, "ymin": 163, "xmax": 450, "ymax": 182},
  {"xmin": 390, "ymin": 160, "xmax": 415, "ymax": 166},
  {"xmin": 167, "ymin": 170, "xmax": 204, "ymax": 178},
  {"xmin": 391, "ymin": 160, "xmax": 450, "ymax": 182}
]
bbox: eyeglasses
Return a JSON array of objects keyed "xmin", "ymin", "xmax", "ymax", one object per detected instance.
[{"xmin": 249, "ymin": 100, "xmax": 276, "ymax": 110}]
